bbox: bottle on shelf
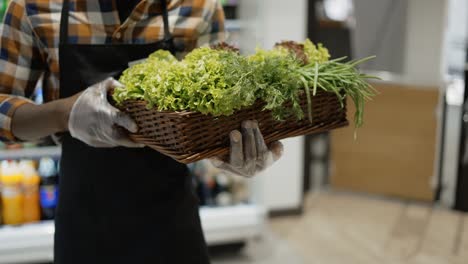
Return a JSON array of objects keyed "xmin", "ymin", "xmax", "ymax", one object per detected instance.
[
  {"xmin": 0, "ymin": 160, "xmax": 24, "ymax": 225},
  {"xmin": 19, "ymin": 160, "xmax": 41, "ymax": 223},
  {"xmin": 190, "ymin": 160, "xmax": 241, "ymax": 207},
  {"xmin": 214, "ymin": 173, "xmax": 233, "ymax": 207},
  {"xmin": 38, "ymin": 158, "xmax": 58, "ymax": 220}
]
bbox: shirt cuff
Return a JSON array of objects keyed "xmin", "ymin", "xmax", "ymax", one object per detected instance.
[{"xmin": 0, "ymin": 95, "xmax": 33, "ymax": 142}]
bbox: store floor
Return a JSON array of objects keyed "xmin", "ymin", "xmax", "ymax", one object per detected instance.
[{"xmin": 211, "ymin": 191, "xmax": 468, "ymax": 264}]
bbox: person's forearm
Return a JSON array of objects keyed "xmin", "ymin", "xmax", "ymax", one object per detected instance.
[{"xmin": 11, "ymin": 96, "xmax": 76, "ymax": 141}]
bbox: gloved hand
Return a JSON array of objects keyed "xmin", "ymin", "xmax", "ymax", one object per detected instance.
[
  {"xmin": 210, "ymin": 120, "xmax": 283, "ymax": 177},
  {"xmin": 68, "ymin": 77, "xmax": 144, "ymax": 148}
]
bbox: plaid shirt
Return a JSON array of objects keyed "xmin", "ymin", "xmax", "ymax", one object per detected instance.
[{"xmin": 0, "ymin": 0, "xmax": 226, "ymax": 141}]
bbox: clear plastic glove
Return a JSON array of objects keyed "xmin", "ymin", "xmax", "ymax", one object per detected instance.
[
  {"xmin": 68, "ymin": 77, "xmax": 144, "ymax": 148},
  {"xmin": 210, "ymin": 120, "xmax": 283, "ymax": 177}
]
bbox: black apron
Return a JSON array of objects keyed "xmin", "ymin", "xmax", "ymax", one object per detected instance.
[{"xmin": 55, "ymin": 1, "xmax": 210, "ymax": 263}]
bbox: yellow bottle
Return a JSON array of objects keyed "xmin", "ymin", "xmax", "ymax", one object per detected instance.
[
  {"xmin": 0, "ymin": 161, "xmax": 24, "ymax": 225},
  {"xmin": 20, "ymin": 160, "xmax": 40, "ymax": 223}
]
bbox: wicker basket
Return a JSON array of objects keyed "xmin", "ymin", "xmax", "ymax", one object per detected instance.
[{"xmin": 116, "ymin": 90, "xmax": 348, "ymax": 164}]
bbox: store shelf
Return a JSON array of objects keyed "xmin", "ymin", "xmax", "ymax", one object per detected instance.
[
  {"xmin": 0, "ymin": 204, "xmax": 265, "ymax": 263},
  {"xmin": 0, "ymin": 221, "xmax": 54, "ymax": 264},
  {"xmin": 201, "ymin": 204, "xmax": 266, "ymax": 245},
  {"xmin": 0, "ymin": 146, "xmax": 61, "ymax": 160}
]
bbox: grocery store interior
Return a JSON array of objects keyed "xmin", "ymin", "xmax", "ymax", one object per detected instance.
[{"xmin": 1, "ymin": 0, "xmax": 468, "ymax": 263}]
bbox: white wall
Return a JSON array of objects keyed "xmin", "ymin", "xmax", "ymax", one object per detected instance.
[
  {"xmin": 352, "ymin": 0, "xmax": 447, "ymax": 87},
  {"xmin": 259, "ymin": 0, "xmax": 308, "ymax": 48},
  {"xmin": 253, "ymin": 138, "xmax": 305, "ymax": 211},
  {"xmin": 239, "ymin": 0, "xmax": 307, "ymax": 211},
  {"xmin": 403, "ymin": 0, "xmax": 447, "ymax": 86},
  {"xmin": 353, "ymin": 0, "xmax": 408, "ymax": 73},
  {"xmin": 239, "ymin": 0, "xmax": 307, "ymax": 52}
]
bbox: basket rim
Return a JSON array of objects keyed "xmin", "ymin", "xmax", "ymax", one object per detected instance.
[{"xmin": 117, "ymin": 89, "xmax": 349, "ymax": 164}]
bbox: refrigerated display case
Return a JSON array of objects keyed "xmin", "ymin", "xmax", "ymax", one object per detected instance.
[
  {"xmin": 0, "ymin": 150, "xmax": 265, "ymax": 263},
  {"xmin": 0, "ymin": 147, "xmax": 266, "ymax": 264},
  {"xmin": 0, "ymin": 206, "xmax": 265, "ymax": 263}
]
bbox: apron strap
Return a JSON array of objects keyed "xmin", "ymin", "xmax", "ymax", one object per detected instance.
[
  {"xmin": 160, "ymin": 0, "xmax": 172, "ymax": 41},
  {"xmin": 59, "ymin": 0, "xmax": 70, "ymax": 45},
  {"xmin": 59, "ymin": 0, "xmax": 174, "ymax": 45}
]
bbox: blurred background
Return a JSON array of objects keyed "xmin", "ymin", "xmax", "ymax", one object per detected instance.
[{"xmin": 0, "ymin": 0, "xmax": 467, "ymax": 263}]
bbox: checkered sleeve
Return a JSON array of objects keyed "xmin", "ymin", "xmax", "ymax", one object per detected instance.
[
  {"xmin": 196, "ymin": 0, "xmax": 227, "ymax": 47},
  {"xmin": 0, "ymin": 0, "xmax": 45, "ymax": 142}
]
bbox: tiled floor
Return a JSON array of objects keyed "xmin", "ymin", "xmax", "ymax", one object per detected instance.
[
  {"xmin": 210, "ymin": 231, "xmax": 304, "ymax": 264},
  {"xmin": 212, "ymin": 191, "xmax": 468, "ymax": 264}
]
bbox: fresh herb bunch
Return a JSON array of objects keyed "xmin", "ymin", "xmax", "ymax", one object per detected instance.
[
  {"xmin": 247, "ymin": 47, "xmax": 306, "ymax": 120},
  {"xmin": 297, "ymin": 56, "xmax": 378, "ymax": 127},
  {"xmin": 114, "ymin": 39, "xmax": 377, "ymax": 128},
  {"xmin": 247, "ymin": 41, "xmax": 377, "ymax": 126}
]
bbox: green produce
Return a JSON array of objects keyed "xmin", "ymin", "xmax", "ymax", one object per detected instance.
[
  {"xmin": 116, "ymin": 48, "xmax": 256, "ymax": 116},
  {"xmin": 303, "ymin": 39, "xmax": 331, "ymax": 63},
  {"xmin": 114, "ymin": 40, "xmax": 377, "ymax": 128},
  {"xmin": 247, "ymin": 47, "xmax": 305, "ymax": 121},
  {"xmin": 300, "ymin": 56, "xmax": 378, "ymax": 127}
]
